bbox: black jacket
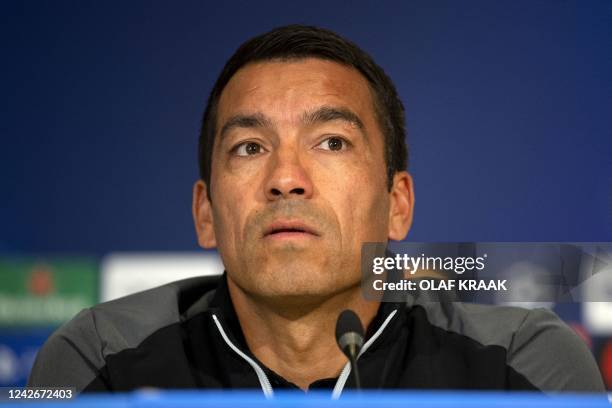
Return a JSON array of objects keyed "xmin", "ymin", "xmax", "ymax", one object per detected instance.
[{"xmin": 29, "ymin": 273, "xmax": 605, "ymax": 396}]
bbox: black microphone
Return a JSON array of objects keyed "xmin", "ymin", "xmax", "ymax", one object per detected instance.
[{"xmin": 335, "ymin": 309, "xmax": 364, "ymax": 389}]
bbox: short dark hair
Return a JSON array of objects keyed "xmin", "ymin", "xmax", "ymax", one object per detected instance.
[{"xmin": 198, "ymin": 24, "xmax": 408, "ymax": 198}]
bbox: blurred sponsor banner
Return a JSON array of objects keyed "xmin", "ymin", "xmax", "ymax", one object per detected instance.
[
  {"xmin": 100, "ymin": 252, "xmax": 223, "ymax": 302},
  {"xmin": 0, "ymin": 257, "xmax": 97, "ymax": 327},
  {"xmin": 0, "ymin": 328, "xmax": 54, "ymax": 386}
]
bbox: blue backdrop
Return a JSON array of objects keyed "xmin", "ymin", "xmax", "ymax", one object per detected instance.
[{"xmin": 2, "ymin": 1, "xmax": 611, "ymax": 254}]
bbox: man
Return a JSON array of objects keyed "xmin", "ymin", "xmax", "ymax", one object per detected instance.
[{"xmin": 29, "ymin": 25, "xmax": 604, "ymax": 395}]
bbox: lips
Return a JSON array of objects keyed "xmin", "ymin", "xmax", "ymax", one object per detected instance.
[{"xmin": 263, "ymin": 220, "xmax": 320, "ymax": 238}]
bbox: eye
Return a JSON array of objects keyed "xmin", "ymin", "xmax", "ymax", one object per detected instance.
[
  {"xmin": 316, "ymin": 136, "xmax": 350, "ymax": 152},
  {"xmin": 233, "ymin": 141, "xmax": 264, "ymax": 157}
]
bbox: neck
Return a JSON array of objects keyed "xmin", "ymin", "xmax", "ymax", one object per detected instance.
[{"xmin": 226, "ymin": 277, "xmax": 380, "ymax": 390}]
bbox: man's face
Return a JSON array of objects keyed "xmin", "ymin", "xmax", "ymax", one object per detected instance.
[{"xmin": 196, "ymin": 58, "xmax": 411, "ymax": 302}]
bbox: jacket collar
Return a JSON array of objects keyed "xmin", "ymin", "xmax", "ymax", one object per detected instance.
[{"xmin": 208, "ymin": 271, "xmax": 404, "ymax": 345}]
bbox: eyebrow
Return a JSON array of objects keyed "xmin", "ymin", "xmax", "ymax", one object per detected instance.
[
  {"xmin": 218, "ymin": 105, "xmax": 366, "ymax": 142},
  {"xmin": 302, "ymin": 105, "xmax": 365, "ymax": 131},
  {"xmin": 219, "ymin": 112, "xmax": 273, "ymax": 141}
]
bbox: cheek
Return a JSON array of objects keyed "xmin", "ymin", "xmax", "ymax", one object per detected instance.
[
  {"xmin": 211, "ymin": 181, "xmax": 245, "ymax": 252},
  {"xmin": 321, "ymin": 172, "xmax": 390, "ymax": 245},
  {"xmin": 355, "ymin": 192, "xmax": 390, "ymax": 241}
]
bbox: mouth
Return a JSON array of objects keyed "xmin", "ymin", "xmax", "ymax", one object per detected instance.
[{"xmin": 263, "ymin": 221, "xmax": 320, "ymax": 240}]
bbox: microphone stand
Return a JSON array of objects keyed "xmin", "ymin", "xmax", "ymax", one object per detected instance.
[{"xmin": 348, "ymin": 343, "xmax": 361, "ymax": 390}]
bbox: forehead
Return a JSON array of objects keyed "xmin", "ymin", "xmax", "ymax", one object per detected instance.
[{"xmin": 217, "ymin": 58, "xmax": 378, "ymax": 126}]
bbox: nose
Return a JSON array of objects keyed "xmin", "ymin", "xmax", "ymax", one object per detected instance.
[{"xmin": 264, "ymin": 148, "xmax": 313, "ymax": 201}]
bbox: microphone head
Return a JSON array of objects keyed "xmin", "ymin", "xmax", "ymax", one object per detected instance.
[{"xmin": 335, "ymin": 309, "xmax": 365, "ymax": 357}]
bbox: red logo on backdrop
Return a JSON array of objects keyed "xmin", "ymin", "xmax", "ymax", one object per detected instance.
[
  {"xmin": 601, "ymin": 340, "xmax": 612, "ymax": 389},
  {"xmin": 27, "ymin": 264, "xmax": 55, "ymax": 296}
]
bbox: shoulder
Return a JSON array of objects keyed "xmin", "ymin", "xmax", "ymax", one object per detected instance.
[
  {"xmin": 28, "ymin": 275, "xmax": 220, "ymax": 392},
  {"xmin": 506, "ymin": 306, "xmax": 604, "ymax": 392},
  {"xmin": 86, "ymin": 275, "xmax": 217, "ymax": 355},
  {"xmin": 415, "ymin": 299, "xmax": 530, "ymax": 350},
  {"xmin": 414, "ymin": 300, "xmax": 605, "ymax": 392}
]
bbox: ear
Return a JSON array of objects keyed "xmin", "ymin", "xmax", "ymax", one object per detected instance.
[
  {"xmin": 192, "ymin": 180, "xmax": 217, "ymax": 248},
  {"xmin": 387, "ymin": 171, "xmax": 415, "ymax": 241}
]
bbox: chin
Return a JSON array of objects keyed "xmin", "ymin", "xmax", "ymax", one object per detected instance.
[{"xmin": 250, "ymin": 259, "xmax": 359, "ymax": 301}]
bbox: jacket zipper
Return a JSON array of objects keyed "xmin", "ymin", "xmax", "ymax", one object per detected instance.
[{"xmin": 211, "ymin": 314, "xmax": 274, "ymax": 398}]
